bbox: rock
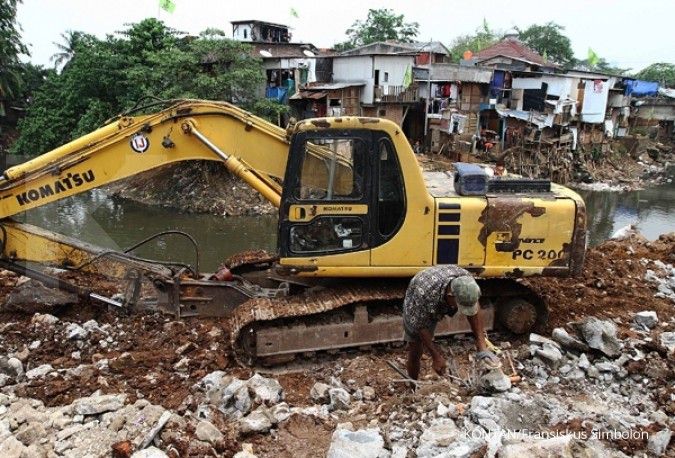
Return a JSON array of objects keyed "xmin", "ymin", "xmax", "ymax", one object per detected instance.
[
  {"xmin": 595, "ymin": 361, "xmax": 617, "ymax": 372},
  {"xmin": 577, "ymin": 354, "xmax": 590, "ymax": 370},
  {"xmin": 418, "ymin": 419, "xmax": 459, "ymax": 447},
  {"xmin": 195, "ymin": 420, "xmax": 223, "ymax": 445},
  {"xmin": 238, "ymin": 409, "xmax": 273, "ymax": 434},
  {"xmin": 0, "ymin": 374, "xmax": 12, "ymax": 387},
  {"xmin": 0, "ymin": 357, "xmax": 24, "ymax": 380},
  {"xmin": 247, "ymin": 374, "xmax": 283, "ymax": 405},
  {"xmin": 3, "ymin": 282, "xmax": 77, "ymax": 312},
  {"xmin": 65, "ymin": 323, "xmax": 88, "ymax": 340},
  {"xmin": 233, "ymin": 444, "xmax": 258, "ymax": 458},
  {"xmin": 234, "ymin": 385, "xmax": 252, "ymax": 415},
  {"xmin": 327, "ymin": 428, "xmax": 385, "ymax": 458},
  {"xmin": 362, "ymin": 386, "xmax": 376, "ymax": 401},
  {"xmin": 310, "ymin": 382, "xmax": 331, "ymax": 403},
  {"xmin": 72, "ymin": 393, "xmax": 127, "ymax": 415},
  {"xmin": 82, "ymin": 319, "xmax": 102, "ymax": 333},
  {"xmin": 659, "ymin": 332, "xmax": 675, "ymax": 353},
  {"xmin": 28, "ymin": 340, "xmax": 40, "ymax": 350},
  {"xmin": 575, "ymin": 317, "xmax": 622, "ymax": 357},
  {"xmin": 329, "ymin": 388, "xmax": 351, "ymax": 410},
  {"xmin": 633, "ymin": 311, "xmax": 658, "ymax": 329},
  {"xmin": 173, "ymin": 357, "xmax": 190, "ymax": 372},
  {"xmin": 551, "ymin": 328, "xmax": 590, "ymax": 352},
  {"xmin": 0, "ymin": 435, "xmax": 26, "ymax": 458},
  {"xmin": 391, "ymin": 445, "xmax": 408, "ymax": 458},
  {"xmin": 194, "ymin": 370, "xmax": 227, "ymax": 392},
  {"xmin": 15, "ymin": 421, "xmax": 46, "ymax": 445},
  {"xmin": 30, "ymin": 313, "xmax": 59, "ymax": 326},
  {"xmin": 14, "ymin": 347, "xmax": 29, "ymax": 362},
  {"xmin": 25, "ymin": 364, "xmax": 53, "ymax": 380},
  {"xmin": 647, "ymin": 429, "xmax": 672, "ymax": 456},
  {"xmin": 479, "ymin": 369, "xmax": 512, "ymax": 392},
  {"xmin": 534, "ymin": 343, "xmax": 564, "ymax": 368},
  {"xmin": 270, "ymin": 402, "xmax": 291, "ymax": 423},
  {"xmin": 529, "ymin": 333, "xmax": 560, "ymax": 348},
  {"xmin": 131, "ymin": 446, "xmax": 169, "ymax": 458}
]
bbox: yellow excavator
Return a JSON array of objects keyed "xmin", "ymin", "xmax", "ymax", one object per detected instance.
[{"xmin": 0, "ymin": 99, "xmax": 586, "ymax": 363}]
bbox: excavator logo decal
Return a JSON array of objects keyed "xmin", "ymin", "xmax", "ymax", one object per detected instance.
[
  {"xmin": 130, "ymin": 134, "xmax": 150, "ymax": 153},
  {"xmin": 15, "ymin": 170, "xmax": 96, "ymax": 206}
]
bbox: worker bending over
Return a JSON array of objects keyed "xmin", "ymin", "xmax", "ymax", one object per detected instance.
[{"xmin": 402, "ymin": 265, "xmax": 504, "ymax": 382}]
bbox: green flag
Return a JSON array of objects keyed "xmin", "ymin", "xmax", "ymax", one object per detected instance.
[
  {"xmin": 587, "ymin": 48, "xmax": 599, "ymax": 67},
  {"xmin": 402, "ymin": 64, "xmax": 413, "ymax": 89},
  {"xmin": 159, "ymin": 0, "xmax": 176, "ymax": 13},
  {"xmin": 290, "ymin": 7, "xmax": 299, "ymax": 18}
]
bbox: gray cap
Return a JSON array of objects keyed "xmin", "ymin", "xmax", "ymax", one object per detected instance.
[{"xmin": 449, "ymin": 275, "xmax": 481, "ymax": 307}]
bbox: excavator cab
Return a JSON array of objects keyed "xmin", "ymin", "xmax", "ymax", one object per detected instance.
[{"xmin": 278, "ymin": 129, "xmax": 406, "ymax": 262}]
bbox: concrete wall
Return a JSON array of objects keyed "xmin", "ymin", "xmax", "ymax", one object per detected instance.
[
  {"xmin": 232, "ymin": 24, "xmax": 252, "ymax": 41},
  {"xmin": 333, "ymin": 56, "xmax": 374, "ymax": 104}
]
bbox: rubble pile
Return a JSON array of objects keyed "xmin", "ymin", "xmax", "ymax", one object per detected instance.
[
  {"xmin": 0, "ymin": 233, "xmax": 673, "ymax": 456},
  {"xmin": 105, "ymin": 161, "xmax": 276, "ymax": 216}
]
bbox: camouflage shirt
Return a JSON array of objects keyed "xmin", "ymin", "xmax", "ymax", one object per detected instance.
[{"xmin": 402, "ymin": 265, "xmax": 470, "ymax": 333}]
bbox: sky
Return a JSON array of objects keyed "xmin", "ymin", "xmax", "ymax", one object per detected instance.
[{"xmin": 16, "ymin": 0, "xmax": 675, "ymax": 72}]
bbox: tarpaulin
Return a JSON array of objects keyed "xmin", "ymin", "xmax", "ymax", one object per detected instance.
[{"xmin": 624, "ymin": 79, "xmax": 659, "ymax": 97}]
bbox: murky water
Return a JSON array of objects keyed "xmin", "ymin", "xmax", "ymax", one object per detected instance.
[
  {"xmin": 17, "ymin": 191, "xmax": 277, "ymax": 272},
  {"xmin": 16, "ymin": 169, "xmax": 674, "ymax": 271},
  {"xmin": 576, "ymin": 167, "xmax": 675, "ymax": 246}
]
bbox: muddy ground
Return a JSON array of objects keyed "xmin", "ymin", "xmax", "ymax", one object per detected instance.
[{"xmin": 0, "ymin": 232, "xmax": 673, "ymax": 457}]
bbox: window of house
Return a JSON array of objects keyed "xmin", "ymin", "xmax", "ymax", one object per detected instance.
[
  {"xmin": 243, "ymin": 29, "xmax": 248, "ymax": 39},
  {"xmin": 384, "ymin": 72, "xmax": 389, "ymax": 83}
]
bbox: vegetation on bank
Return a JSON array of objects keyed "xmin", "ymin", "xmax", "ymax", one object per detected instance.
[{"xmin": 3, "ymin": 15, "xmax": 285, "ymax": 155}]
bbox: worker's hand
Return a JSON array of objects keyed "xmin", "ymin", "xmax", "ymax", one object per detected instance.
[{"xmin": 432, "ymin": 355, "xmax": 447, "ymax": 376}]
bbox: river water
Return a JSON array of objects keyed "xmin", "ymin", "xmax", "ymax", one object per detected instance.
[{"xmin": 15, "ymin": 170, "xmax": 675, "ymax": 272}]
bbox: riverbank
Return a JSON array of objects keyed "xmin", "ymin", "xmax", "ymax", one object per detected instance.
[
  {"xmin": 0, "ymin": 232, "xmax": 673, "ymax": 457},
  {"xmin": 104, "ymin": 137, "xmax": 673, "ymax": 217}
]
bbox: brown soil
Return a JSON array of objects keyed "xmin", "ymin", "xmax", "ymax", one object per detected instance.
[
  {"xmin": 106, "ymin": 161, "xmax": 276, "ymax": 216},
  {"xmin": 525, "ymin": 233, "xmax": 675, "ymax": 331}
]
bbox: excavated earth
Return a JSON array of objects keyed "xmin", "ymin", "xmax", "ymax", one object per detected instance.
[{"xmin": 0, "ymin": 233, "xmax": 673, "ymax": 457}]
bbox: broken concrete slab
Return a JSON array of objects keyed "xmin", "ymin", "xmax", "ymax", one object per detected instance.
[
  {"xmin": 551, "ymin": 327, "xmax": 590, "ymax": 352},
  {"xmin": 2, "ymin": 281, "xmax": 78, "ymax": 313},
  {"xmin": 327, "ymin": 428, "xmax": 384, "ymax": 458},
  {"xmin": 574, "ymin": 317, "xmax": 622, "ymax": 358},
  {"xmin": 71, "ymin": 393, "xmax": 127, "ymax": 415}
]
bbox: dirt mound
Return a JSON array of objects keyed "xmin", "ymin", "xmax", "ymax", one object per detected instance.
[
  {"xmin": 526, "ymin": 233, "xmax": 675, "ymax": 331},
  {"xmin": 106, "ymin": 161, "xmax": 276, "ymax": 216}
]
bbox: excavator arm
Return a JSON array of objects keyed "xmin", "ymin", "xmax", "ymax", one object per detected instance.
[
  {"xmin": 0, "ymin": 99, "xmax": 356, "ymax": 271},
  {"xmin": 0, "ymin": 99, "xmax": 292, "ymax": 217}
]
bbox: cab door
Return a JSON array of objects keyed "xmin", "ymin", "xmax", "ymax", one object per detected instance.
[{"xmin": 278, "ymin": 130, "xmax": 372, "ymax": 266}]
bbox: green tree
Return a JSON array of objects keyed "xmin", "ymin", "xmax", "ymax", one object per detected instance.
[
  {"xmin": 12, "ymin": 19, "xmax": 276, "ymax": 155},
  {"xmin": 448, "ymin": 19, "xmax": 498, "ymax": 63},
  {"xmin": 50, "ymin": 30, "xmax": 96, "ymax": 71},
  {"xmin": 516, "ymin": 22, "xmax": 573, "ymax": 64},
  {"xmin": 0, "ymin": 0, "xmax": 29, "ymax": 98},
  {"xmin": 335, "ymin": 8, "xmax": 419, "ymax": 51},
  {"xmin": 635, "ymin": 63, "xmax": 675, "ymax": 87}
]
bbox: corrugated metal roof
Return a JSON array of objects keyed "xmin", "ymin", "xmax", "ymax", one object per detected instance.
[
  {"xmin": 306, "ymin": 82, "xmax": 366, "ymax": 90},
  {"xmin": 249, "ymin": 43, "xmax": 320, "ymax": 59},
  {"xmin": 290, "ymin": 91, "xmax": 327, "ymax": 100}
]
